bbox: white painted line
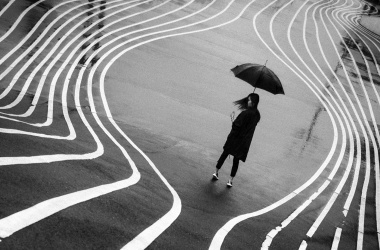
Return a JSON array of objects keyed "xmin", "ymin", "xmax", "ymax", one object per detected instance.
[
  {"xmin": 357, "ymin": 228, "xmax": 364, "ymax": 250},
  {"xmin": 86, "ymin": 0, "xmax": 252, "ymax": 248},
  {"xmin": 0, "ymin": 0, "xmax": 157, "ymax": 233},
  {"xmin": 211, "ymin": 0, "xmax": 345, "ymax": 246},
  {"xmin": 357, "ymin": 161, "xmax": 370, "ymax": 249},
  {"xmin": 18, "ymin": 0, "xmax": 179, "ymax": 132},
  {"xmin": 299, "ymin": 240, "xmax": 307, "ymax": 250},
  {"xmin": 299, "ymin": 0, "xmax": 368, "ymax": 238},
  {"xmin": 0, "ymin": 0, "xmax": 126, "ymax": 111},
  {"xmin": 0, "ymin": 150, "xmax": 102, "ymax": 166},
  {"xmin": 73, "ymin": 0, "xmax": 374, "ymax": 247},
  {"xmin": 331, "ymin": 227, "xmax": 342, "ymax": 250},
  {"xmin": 240, "ymin": 0, "xmax": 376, "ymax": 246},
  {"xmin": 0, "ymin": 0, "xmax": 45, "ymax": 44},
  {"xmin": 0, "ymin": 128, "xmax": 73, "ymax": 140},
  {"xmin": 0, "ymin": 0, "xmax": 378, "ymax": 248},
  {"xmin": 307, "ymin": 192, "xmax": 338, "ymax": 237},
  {"xmin": 324, "ymin": 3, "xmax": 380, "ymax": 248},
  {"xmin": 82, "ymin": 0, "xmax": 331, "ymax": 246},
  {"xmin": 0, "ymin": 0, "xmax": 151, "ymax": 144},
  {"xmin": 0, "ymin": 0, "xmax": 15, "ymax": 18},
  {"xmin": 338, "ymin": 8, "xmax": 380, "ymax": 246},
  {"xmin": 261, "ymin": 177, "xmax": 330, "ymax": 249},
  {"xmin": 0, "ymin": 0, "xmax": 80, "ymax": 68},
  {"xmin": 0, "ymin": 0, "xmax": 229, "ymax": 244},
  {"xmin": 0, "ymin": 171, "xmax": 140, "ymax": 238},
  {"xmin": 284, "ymin": 0, "xmax": 359, "ymax": 237},
  {"xmin": 310, "ymin": 0, "xmax": 366, "ymax": 227}
]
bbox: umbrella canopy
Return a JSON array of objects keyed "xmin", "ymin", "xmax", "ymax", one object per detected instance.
[{"xmin": 231, "ymin": 63, "xmax": 285, "ymax": 95}]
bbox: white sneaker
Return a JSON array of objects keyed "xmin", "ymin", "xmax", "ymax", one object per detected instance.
[
  {"xmin": 212, "ymin": 173, "xmax": 219, "ymax": 180},
  {"xmin": 227, "ymin": 180, "xmax": 233, "ymax": 187}
]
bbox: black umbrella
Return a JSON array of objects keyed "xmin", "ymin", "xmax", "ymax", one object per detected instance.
[{"xmin": 231, "ymin": 63, "xmax": 285, "ymax": 95}]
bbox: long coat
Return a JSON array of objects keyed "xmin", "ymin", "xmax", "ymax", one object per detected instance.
[{"xmin": 223, "ymin": 108, "xmax": 261, "ymax": 162}]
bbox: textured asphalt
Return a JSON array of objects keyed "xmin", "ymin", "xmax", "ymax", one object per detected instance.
[{"xmin": 0, "ymin": 0, "xmax": 379, "ymax": 249}]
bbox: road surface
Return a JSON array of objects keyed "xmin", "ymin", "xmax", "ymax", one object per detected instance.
[{"xmin": 0, "ymin": 0, "xmax": 379, "ymax": 249}]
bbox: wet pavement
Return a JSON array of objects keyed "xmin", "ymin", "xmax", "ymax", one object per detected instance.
[{"xmin": 0, "ymin": 0, "xmax": 379, "ymax": 249}]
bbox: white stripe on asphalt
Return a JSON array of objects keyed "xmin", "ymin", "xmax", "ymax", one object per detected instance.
[
  {"xmin": 0, "ymin": 0, "xmax": 15, "ymax": 18},
  {"xmin": 210, "ymin": 0, "xmax": 341, "ymax": 247},
  {"xmin": 0, "ymin": 0, "xmax": 45, "ymax": 44},
  {"xmin": 334, "ymin": 6, "xmax": 380, "ymax": 248},
  {"xmin": 0, "ymin": 0, "xmax": 235, "ymax": 246},
  {"xmin": 310, "ymin": 1, "xmax": 379, "ymax": 246},
  {"xmin": 88, "ymin": 0, "xmax": 256, "ymax": 248},
  {"xmin": 331, "ymin": 227, "xmax": 342, "ymax": 250},
  {"xmin": 262, "ymin": 0, "xmax": 356, "ymax": 246}
]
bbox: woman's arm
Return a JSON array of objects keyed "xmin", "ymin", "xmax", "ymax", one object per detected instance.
[{"xmin": 230, "ymin": 111, "xmax": 246, "ymax": 136}]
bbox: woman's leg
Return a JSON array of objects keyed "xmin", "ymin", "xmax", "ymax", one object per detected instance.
[
  {"xmin": 216, "ymin": 150, "xmax": 229, "ymax": 170},
  {"xmin": 230, "ymin": 157, "xmax": 240, "ymax": 177},
  {"xmin": 227, "ymin": 157, "xmax": 239, "ymax": 187},
  {"xmin": 213, "ymin": 151, "xmax": 229, "ymax": 179}
]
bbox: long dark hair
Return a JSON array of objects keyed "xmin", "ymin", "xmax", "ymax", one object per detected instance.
[{"xmin": 234, "ymin": 93, "xmax": 260, "ymax": 110}]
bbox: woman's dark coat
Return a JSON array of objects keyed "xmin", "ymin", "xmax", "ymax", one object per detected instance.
[{"xmin": 223, "ymin": 108, "xmax": 260, "ymax": 162}]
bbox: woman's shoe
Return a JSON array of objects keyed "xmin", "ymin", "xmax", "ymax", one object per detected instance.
[
  {"xmin": 212, "ymin": 173, "xmax": 219, "ymax": 180},
  {"xmin": 226, "ymin": 179, "xmax": 233, "ymax": 187}
]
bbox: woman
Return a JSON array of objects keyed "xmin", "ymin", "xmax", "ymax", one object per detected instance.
[{"xmin": 213, "ymin": 93, "xmax": 261, "ymax": 187}]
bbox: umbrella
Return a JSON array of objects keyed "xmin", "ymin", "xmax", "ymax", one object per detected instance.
[{"xmin": 231, "ymin": 63, "xmax": 285, "ymax": 95}]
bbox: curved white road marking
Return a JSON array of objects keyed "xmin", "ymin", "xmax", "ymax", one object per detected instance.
[
  {"xmin": 0, "ymin": 0, "xmax": 129, "ymax": 113},
  {"xmin": 70, "ymin": 0, "xmax": 378, "ymax": 248},
  {"xmin": 0, "ymin": 0, "xmax": 242, "ymax": 246},
  {"xmin": 0, "ymin": 0, "xmax": 378, "ymax": 248},
  {"xmin": 261, "ymin": 0, "xmax": 358, "ymax": 246},
  {"xmin": 345, "ymin": 10, "xmax": 380, "ymax": 247},
  {"xmin": 52, "ymin": 0, "xmax": 263, "ymax": 248},
  {"xmin": 0, "ymin": 0, "xmax": 178, "ymax": 237},
  {"xmin": 0, "ymin": 0, "xmax": 127, "ymax": 148},
  {"xmin": 0, "ymin": 0, "xmax": 15, "ymax": 18},
  {"xmin": 78, "ymin": 0, "xmax": 330, "ymax": 247},
  {"xmin": 260, "ymin": 0, "xmax": 353, "ymax": 246},
  {"xmin": 0, "ymin": 1, "xmax": 150, "ymax": 160},
  {"xmin": 0, "ymin": 159, "xmax": 140, "ymax": 239},
  {"xmin": 0, "ymin": 0, "xmax": 159, "ymax": 142},
  {"xmin": 288, "ymin": 0, "xmax": 368, "ymax": 242},
  {"xmin": 303, "ymin": 0, "xmax": 360, "ymax": 239},
  {"xmin": 333, "ymin": 5, "xmax": 380, "ymax": 247},
  {"xmin": 209, "ymin": 0, "xmax": 345, "ymax": 247},
  {"xmin": 304, "ymin": 0, "xmax": 366, "ymax": 228},
  {"xmin": 309, "ymin": 2, "xmax": 362, "ymax": 221},
  {"xmin": 331, "ymin": 227, "xmax": 343, "ymax": 250},
  {"xmin": 0, "ymin": 0, "xmax": 162, "ymax": 237},
  {"xmin": 310, "ymin": 1, "xmax": 379, "ymax": 247},
  {"xmin": 0, "ymin": 0, "xmax": 80, "ymax": 72},
  {"xmin": 334, "ymin": 5, "xmax": 380, "ymax": 149},
  {"xmin": 85, "ymin": 0, "xmax": 257, "ymax": 248},
  {"xmin": 0, "ymin": 0, "xmax": 45, "ymax": 43}
]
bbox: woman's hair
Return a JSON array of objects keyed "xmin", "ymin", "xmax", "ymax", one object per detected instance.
[{"xmin": 233, "ymin": 93, "xmax": 260, "ymax": 110}]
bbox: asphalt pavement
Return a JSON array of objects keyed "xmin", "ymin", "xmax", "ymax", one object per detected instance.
[{"xmin": 0, "ymin": 0, "xmax": 379, "ymax": 249}]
